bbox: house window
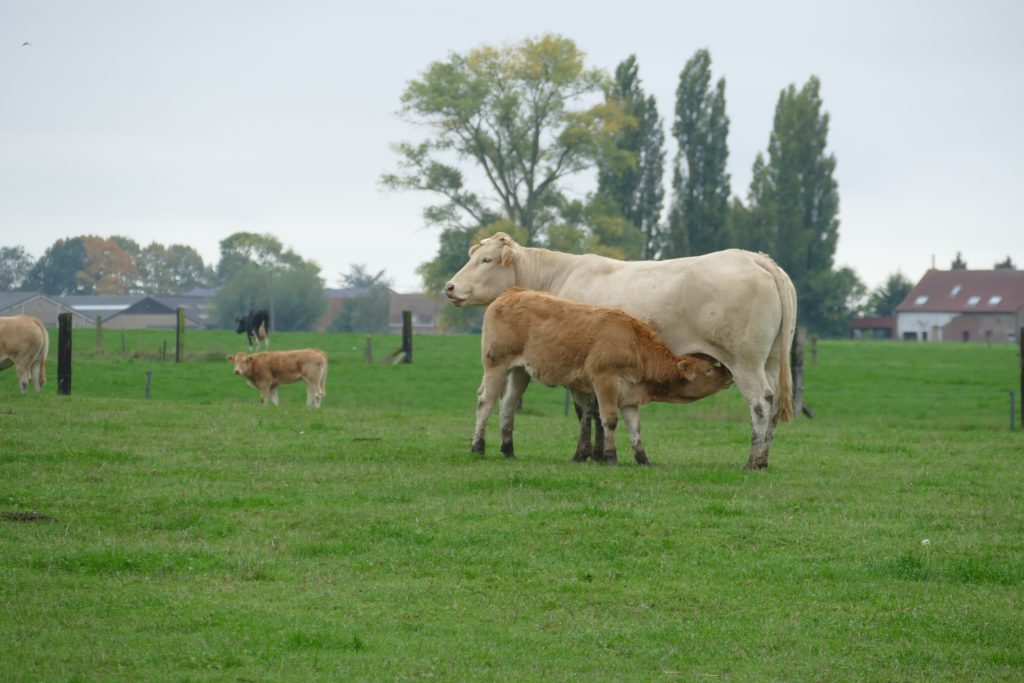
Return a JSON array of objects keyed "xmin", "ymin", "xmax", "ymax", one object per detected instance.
[
  {"xmin": 988, "ymin": 295, "xmax": 1002, "ymax": 305},
  {"xmin": 950, "ymin": 285, "xmax": 961, "ymax": 297},
  {"xmin": 966, "ymin": 296, "xmax": 980, "ymax": 306},
  {"xmin": 914, "ymin": 295, "xmax": 928, "ymax": 305}
]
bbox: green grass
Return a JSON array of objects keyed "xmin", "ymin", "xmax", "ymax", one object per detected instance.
[{"xmin": 1, "ymin": 330, "xmax": 1022, "ymax": 681}]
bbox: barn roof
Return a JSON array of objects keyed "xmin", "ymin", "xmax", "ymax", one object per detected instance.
[{"xmin": 895, "ymin": 269, "xmax": 1024, "ymax": 314}]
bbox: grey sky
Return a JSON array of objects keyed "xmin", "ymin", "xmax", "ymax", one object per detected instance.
[{"xmin": 2, "ymin": 0, "xmax": 1021, "ymax": 293}]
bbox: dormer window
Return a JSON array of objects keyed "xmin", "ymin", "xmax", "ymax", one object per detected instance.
[
  {"xmin": 966, "ymin": 296, "xmax": 980, "ymax": 306},
  {"xmin": 988, "ymin": 296, "xmax": 1002, "ymax": 305},
  {"xmin": 950, "ymin": 285, "xmax": 961, "ymax": 297},
  {"xmin": 914, "ymin": 295, "xmax": 928, "ymax": 305}
]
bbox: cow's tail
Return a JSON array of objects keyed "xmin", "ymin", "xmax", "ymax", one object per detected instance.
[
  {"xmin": 760, "ymin": 255, "xmax": 796, "ymax": 423},
  {"xmin": 33, "ymin": 318, "xmax": 49, "ymax": 388}
]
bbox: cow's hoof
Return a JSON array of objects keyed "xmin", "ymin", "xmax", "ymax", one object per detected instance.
[
  {"xmin": 501, "ymin": 444, "xmax": 516, "ymax": 459},
  {"xmin": 744, "ymin": 460, "xmax": 768, "ymax": 470},
  {"xmin": 635, "ymin": 452, "xmax": 651, "ymax": 466},
  {"xmin": 601, "ymin": 454, "xmax": 618, "ymax": 466},
  {"xmin": 471, "ymin": 440, "xmax": 485, "ymax": 455}
]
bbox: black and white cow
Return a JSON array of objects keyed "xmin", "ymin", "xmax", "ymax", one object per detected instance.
[{"xmin": 235, "ymin": 309, "xmax": 270, "ymax": 351}]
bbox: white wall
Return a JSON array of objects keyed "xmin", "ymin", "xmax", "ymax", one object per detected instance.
[{"xmin": 896, "ymin": 312, "xmax": 957, "ymax": 341}]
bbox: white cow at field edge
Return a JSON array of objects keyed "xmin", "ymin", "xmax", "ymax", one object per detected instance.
[
  {"xmin": 445, "ymin": 232, "xmax": 797, "ymax": 469},
  {"xmin": 0, "ymin": 315, "xmax": 49, "ymax": 394}
]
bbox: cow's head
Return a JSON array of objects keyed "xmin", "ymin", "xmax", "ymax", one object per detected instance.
[
  {"xmin": 234, "ymin": 318, "xmax": 248, "ymax": 334},
  {"xmin": 444, "ymin": 232, "xmax": 519, "ymax": 306},
  {"xmin": 227, "ymin": 353, "xmax": 252, "ymax": 376}
]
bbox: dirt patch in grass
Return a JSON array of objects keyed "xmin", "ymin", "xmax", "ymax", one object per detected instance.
[{"xmin": 2, "ymin": 511, "xmax": 58, "ymax": 522}]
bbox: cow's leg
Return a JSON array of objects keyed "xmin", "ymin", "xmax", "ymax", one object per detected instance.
[
  {"xmin": 592, "ymin": 378, "xmax": 620, "ymax": 466},
  {"xmin": 270, "ymin": 387, "xmax": 280, "ymax": 406},
  {"xmin": 472, "ymin": 367, "xmax": 506, "ymax": 455},
  {"xmin": 16, "ymin": 362, "xmax": 30, "ymax": 394},
  {"xmin": 620, "ymin": 405, "xmax": 649, "ymax": 466},
  {"xmin": 733, "ymin": 367, "xmax": 775, "ymax": 469},
  {"xmin": 498, "ymin": 368, "xmax": 530, "ymax": 459},
  {"xmin": 305, "ymin": 380, "xmax": 316, "ymax": 407},
  {"xmin": 30, "ymin": 360, "xmax": 42, "ymax": 393}
]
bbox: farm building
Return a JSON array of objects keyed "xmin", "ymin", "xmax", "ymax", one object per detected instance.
[
  {"xmin": 0, "ymin": 292, "xmax": 93, "ymax": 327},
  {"xmin": 103, "ymin": 296, "xmax": 205, "ymax": 329},
  {"xmin": 895, "ymin": 269, "xmax": 1024, "ymax": 342},
  {"xmin": 848, "ymin": 316, "xmax": 896, "ymax": 340},
  {"xmin": 388, "ymin": 293, "xmax": 441, "ymax": 335}
]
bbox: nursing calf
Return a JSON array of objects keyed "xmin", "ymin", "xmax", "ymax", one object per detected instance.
[
  {"xmin": 228, "ymin": 349, "xmax": 327, "ymax": 407},
  {"xmin": 472, "ymin": 289, "xmax": 733, "ymax": 465},
  {"xmin": 0, "ymin": 315, "xmax": 49, "ymax": 394}
]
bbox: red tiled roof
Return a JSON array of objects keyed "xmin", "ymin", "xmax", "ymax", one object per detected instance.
[{"xmin": 895, "ymin": 269, "xmax": 1024, "ymax": 314}]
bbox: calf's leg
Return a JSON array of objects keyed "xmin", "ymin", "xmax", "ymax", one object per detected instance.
[
  {"xmin": 592, "ymin": 377, "xmax": 621, "ymax": 466},
  {"xmin": 472, "ymin": 366, "xmax": 507, "ymax": 455},
  {"xmin": 620, "ymin": 405, "xmax": 650, "ymax": 466},
  {"xmin": 498, "ymin": 368, "xmax": 530, "ymax": 458}
]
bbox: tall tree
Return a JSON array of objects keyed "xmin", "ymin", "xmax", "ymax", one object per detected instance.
[
  {"xmin": 24, "ymin": 237, "xmax": 91, "ymax": 295},
  {"xmin": 866, "ymin": 272, "xmax": 914, "ymax": 317},
  {"xmin": 596, "ymin": 55, "xmax": 666, "ymax": 259},
  {"xmin": 80, "ymin": 236, "xmax": 138, "ymax": 294},
  {"xmin": 994, "ymin": 256, "xmax": 1016, "ymax": 270},
  {"xmin": 951, "ymin": 251, "xmax": 967, "ymax": 270},
  {"xmin": 216, "ymin": 232, "xmax": 303, "ymax": 283},
  {"xmin": 665, "ymin": 49, "xmax": 731, "ymax": 257},
  {"xmin": 137, "ymin": 242, "xmax": 210, "ymax": 294},
  {"xmin": 330, "ymin": 264, "xmax": 393, "ymax": 334},
  {"xmin": 381, "ymin": 34, "xmax": 621, "ymax": 246},
  {"xmin": 0, "ymin": 246, "xmax": 35, "ymax": 291},
  {"xmin": 216, "ymin": 261, "xmax": 325, "ymax": 331},
  {"xmin": 749, "ymin": 76, "xmax": 843, "ymax": 333}
]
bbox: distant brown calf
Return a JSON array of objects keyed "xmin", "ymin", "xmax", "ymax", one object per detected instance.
[
  {"xmin": 228, "ymin": 349, "xmax": 327, "ymax": 407},
  {"xmin": 473, "ymin": 289, "xmax": 733, "ymax": 465},
  {"xmin": 0, "ymin": 315, "xmax": 49, "ymax": 394}
]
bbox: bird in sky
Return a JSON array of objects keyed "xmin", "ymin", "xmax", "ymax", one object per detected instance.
[{"xmin": 21, "ymin": 42, "xmax": 31, "ymax": 47}]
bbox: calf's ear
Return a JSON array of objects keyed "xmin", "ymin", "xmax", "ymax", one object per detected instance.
[
  {"xmin": 676, "ymin": 359, "xmax": 697, "ymax": 380},
  {"xmin": 227, "ymin": 354, "xmax": 234, "ymax": 362}
]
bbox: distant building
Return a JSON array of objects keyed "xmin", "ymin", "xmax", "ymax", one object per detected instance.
[
  {"xmin": 0, "ymin": 292, "xmax": 92, "ymax": 327},
  {"xmin": 388, "ymin": 293, "xmax": 441, "ymax": 335},
  {"xmin": 848, "ymin": 316, "xmax": 896, "ymax": 340},
  {"xmin": 104, "ymin": 297, "xmax": 205, "ymax": 329},
  {"xmin": 895, "ymin": 269, "xmax": 1024, "ymax": 342}
]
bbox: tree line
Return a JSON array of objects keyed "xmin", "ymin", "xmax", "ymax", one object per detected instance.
[{"xmin": 383, "ymin": 34, "xmax": 1015, "ymax": 335}]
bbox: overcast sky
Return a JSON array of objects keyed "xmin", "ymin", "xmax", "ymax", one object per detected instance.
[{"xmin": 2, "ymin": 1, "xmax": 1021, "ymax": 293}]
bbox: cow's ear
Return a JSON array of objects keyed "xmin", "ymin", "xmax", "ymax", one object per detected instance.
[
  {"xmin": 499, "ymin": 241, "xmax": 515, "ymax": 266},
  {"xmin": 676, "ymin": 359, "xmax": 696, "ymax": 380},
  {"xmin": 227, "ymin": 354, "xmax": 234, "ymax": 362}
]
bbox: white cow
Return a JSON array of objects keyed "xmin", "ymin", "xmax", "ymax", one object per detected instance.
[
  {"xmin": 0, "ymin": 315, "xmax": 49, "ymax": 394},
  {"xmin": 445, "ymin": 232, "xmax": 797, "ymax": 469}
]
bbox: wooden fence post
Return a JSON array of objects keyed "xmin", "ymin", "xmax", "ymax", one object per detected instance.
[
  {"xmin": 57, "ymin": 312, "xmax": 72, "ymax": 395},
  {"xmin": 175, "ymin": 307, "xmax": 185, "ymax": 362},
  {"xmin": 95, "ymin": 315, "xmax": 102, "ymax": 353},
  {"xmin": 364, "ymin": 336, "xmax": 373, "ymax": 364},
  {"xmin": 811, "ymin": 333, "xmax": 818, "ymax": 365},
  {"xmin": 1019, "ymin": 326, "xmax": 1023, "ymax": 427},
  {"xmin": 401, "ymin": 310, "xmax": 412, "ymax": 364},
  {"xmin": 791, "ymin": 327, "xmax": 805, "ymax": 416}
]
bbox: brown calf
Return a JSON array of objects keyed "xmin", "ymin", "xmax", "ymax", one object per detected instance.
[
  {"xmin": 0, "ymin": 315, "xmax": 49, "ymax": 394},
  {"xmin": 228, "ymin": 349, "xmax": 327, "ymax": 407},
  {"xmin": 472, "ymin": 289, "xmax": 733, "ymax": 465}
]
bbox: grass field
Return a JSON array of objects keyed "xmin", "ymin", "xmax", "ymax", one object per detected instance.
[{"xmin": 2, "ymin": 328, "xmax": 1022, "ymax": 681}]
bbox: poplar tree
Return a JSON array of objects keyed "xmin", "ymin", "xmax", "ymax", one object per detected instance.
[
  {"xmin": 596, "ymin": 55, "xmax": 666, "ymax": 259},
  {"xmin": 749, "ymin": 76, "xmax": 858, "ymax": 334},
  {"xmin": 666, "ymin": 49, "xmax": 730, "ymax": 257}
]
